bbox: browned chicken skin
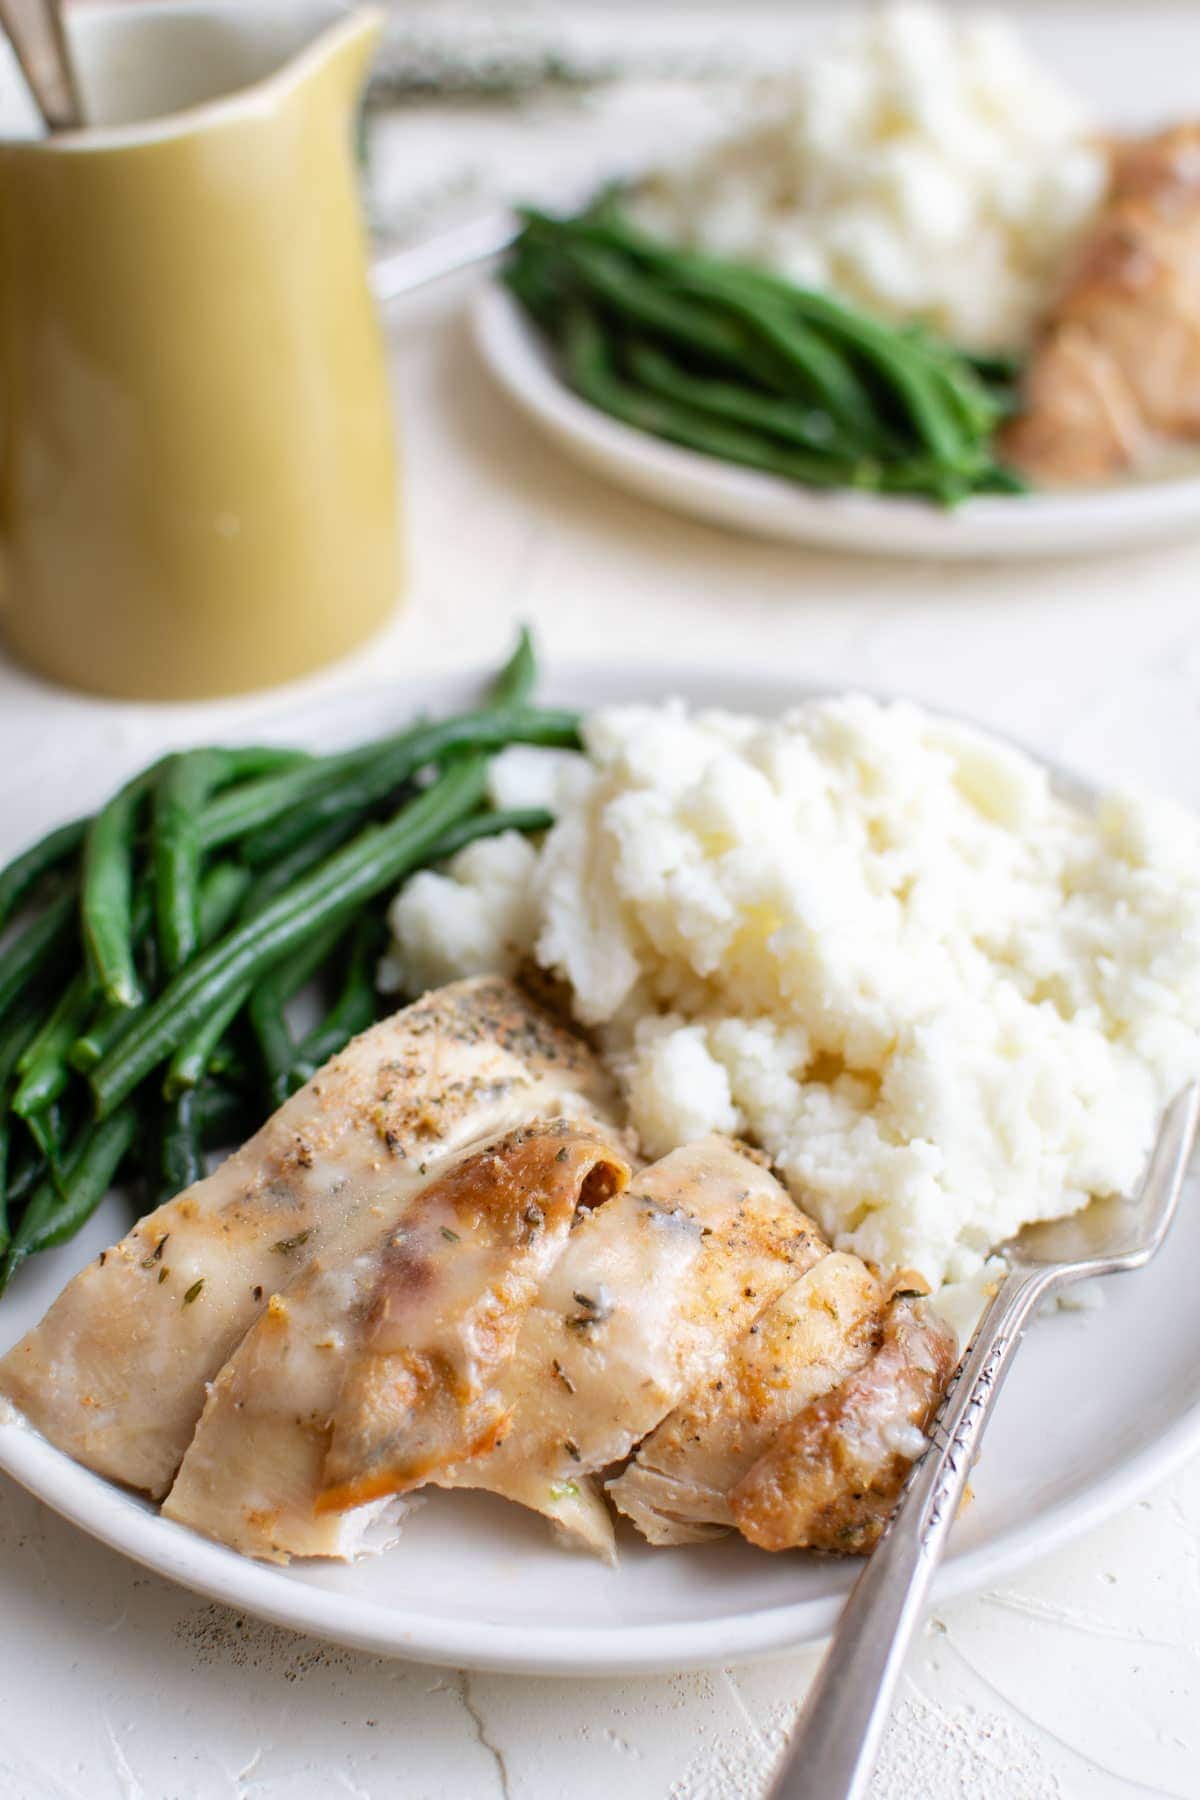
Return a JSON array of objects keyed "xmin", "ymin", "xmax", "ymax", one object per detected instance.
[
  {"xmin": 730, "ymin": 1286, "xmax": 957, "ymax": 1554},
  {"xmin": 320, "ymin": 1123, "xmax": 629, "ymax": 1511},
  {"xmin": 1004, "ymin": 124, "xmax": 1200, "ymax": 485},
  {"xmin": 609, "ymin": 1261, "xmax": 956, "ymax": 1555},
  {"xmin": 607, "ymin": 1251, "xmax": 885, "ymax": 1544}
]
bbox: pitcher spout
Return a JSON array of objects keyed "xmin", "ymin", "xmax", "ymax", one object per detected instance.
[
  {"xmin": 277, "ymin": 7, "xmax": 383, "ymax": 123},
  {"xmin": 2, "ymin": 3, "xmax": 385, "ymax": 148}
]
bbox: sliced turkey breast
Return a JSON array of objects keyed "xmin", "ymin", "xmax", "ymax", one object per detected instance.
[
  {"xmin": 1004, "ymin": 124, "xmax": 1200, "ymax": 484},
  {"xmin": 606, "ymin": 1251, "xmax": 883, "ymax": 1545},
  {"xmin": 438, "ymin": 1137, "xmax": 826, "ymax": 1559},
  {"xmin": 163, "ymin": 1120, "xmax": 629, "ymax": 1559},
  {"xmin": 0, "ymin": 977, "xmax": 618, "ymax": 1498},
  {"xmin": 730, "ymin": 1288, "xmax": 957, "ymax": 1554}
]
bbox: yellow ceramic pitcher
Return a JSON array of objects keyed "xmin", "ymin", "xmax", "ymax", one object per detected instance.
[{"xmin": 0, "ymin": 2, "xmax": 400, "ymax": 701}]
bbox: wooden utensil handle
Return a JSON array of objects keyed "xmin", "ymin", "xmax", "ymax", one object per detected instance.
[{"xmin": 0, "ymin": 0, "xmax": 82, "ymax": 131}]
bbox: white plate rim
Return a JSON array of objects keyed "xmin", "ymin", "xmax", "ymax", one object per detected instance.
[
  {"xmin": 0, "ymin": 659, "xmax": 1197, "ymax": 1676},
  {"xmin": 3, "ymin": 1397, "xmax": 1199, "ymax": 1677},
  {"xmin": 472, "ymin": 283, "xmax": 1200, "ymax": 560}
]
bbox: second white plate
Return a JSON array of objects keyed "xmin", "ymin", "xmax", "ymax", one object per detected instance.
[{"xmin": 474, "ymin": 284, "xmax": 1200, "ymax": 561}]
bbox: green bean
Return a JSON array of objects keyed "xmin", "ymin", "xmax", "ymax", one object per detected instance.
[
  {"xmin": 543, "ymin": 236, "xmax": 749, "ymax": 363},
  {"xmin": 915, "ymin": 340, "xmax": 1004, "ymax": 439},
  {"xmin": 197, "ymin": 861, "xmax": 253, "ymax": 944},
  {"xmin": 153, "ymin": 864, "xmax": 257, "ymax": 1098},
  {"xmin": 180, "ymin": 876, "xmax": 361, "ymax": 1102},
  {"xmin": 0, "ymin": 818, "xmax": 87, "ymax": 932},
  {"xmin": 235, "ymin": 705, "xmax": 579, "ymax": 869},
  {"xmin": 0, "ymin": 1002, "xmax": 46, "ymax": 1093},
  {"xmin": 510, "ymin": 208, "xmax": 1020, "ymax": 501},
  {"xmin": 207, "ymin": 1042, "xmax": 250, "ymax": 1087},
  {"xmin": 519, "ymin": 198, "xmax": 659, "ymax": 263},
  {"xmin": 960, "ymin": 345, "xmax": 1024, "ymax": 385},
  {"xmin": 289, "ymin": 914, "xmax": 383, "ymax": 1085},
  {"xmin": 662, "ymin": 276, "xmax": 892, "ymax": 448},
  {"xmin": 0, "ymin": 884, "xmax": 78, "ymax": 1025},
  {"xmin": 526, "ymin": 225, "xmax": 883, "ymax": 443},
  {"xmin": 741, "ymin": 287, "xmax": 981, "ymax": 464},
  {"xmin": 208, "ymin": 746, "xmax": 312, "ymax": 782},
  {"xmin": 422, "ymin": 806, "xmax": 556, "ymax": 864},
  {"xmin": 163, "ymin": 981, "xmax": 250, "ymax": 1099},
  {"xmin": 285, "ymin": 807, "xmax": 556, "ymax": 1089},
  {"xmin": 153, "ymin": 749, "xmax": 308, "ymax": 968},
  {"xmin": 159, "ymin": 1088, "xmax": 205, "ymax": 1198},
  {"xmin": 625, "ymin": 338, "xmax": 851, "ymax": 455},
  {"xmin": 562, "ymin": 305, "xmax": 862, "ymax": 488},
  {"xmin": 256, "ymin": 910, "xmax": 353, "ymax": 1018},
  {"xmin": 200, "ymin": 747, "xmax": 380, "ymax": 852},
  {"xmin": 91, "ymin": 756, "xmax": 490, "ymax": 1117},
  {"xmin": 664, "ymin": 265, "xmax": 968, "ymax": 465},
  {"xmin": 4, "ymin": 1133, "xmax": 42, "ymax": 1210},
  {"xmin": 194, "ymin": 1079, "xmax": 254, "ymax": 1151},
  {"xmin": 971, "ymin": 463, "xmax": 1027, "ymax": 494},
  {"xmin": 0, "ymin": 1071, "xmax": 44, "ymax": 1254},
  {"xmin": 555, "ymin": 208, "xmax": 937, "ymax": 408},
  {"xmin": 248, "ymin": 910, "xmax": 354, "ymax": 1108},
  {"xmin": 504, "ymin": 249, "xmax": 567, "ymax": 335},
  {"xmin": 238, "ymin": 797, "xmax": 384, "ymax": 873},
  {"xmin": 153, "ymin": 751, "xmax": 224, "ymax": 975},
  {"xmin": 16, "ymin": 975, "xmax": 88, "ymax": 1079},
  {"xmin": 236, "ymin": 816, "xmax": 361, "ymax": 912},
  {"xmin": 0, "ymin": 1113, "xmax": 42, "ymax": 1263},
  {"xmin": 200, "ymin": 704, "xmax": 578, "ymax": 858},
  {"xmin": 1, "ymin": 1106, "xmax": 137, "ymax": 1290},
  {"xmin": 81, "ymin": 763, "xmax": 164, "ymax": 1009},
  {"xmin": 0, "ymin": 1116, "xmax": 10, "ymax": 1258},
  {"xmin": 24, "ymin": 1098, "xmax": 69, "ymax": 1173},
  {"xmin": 0, "ymin": 1108, "xmax": 47, "ymax": 1259},
  {"xmin": 12, "ymin": 973, "xmax": 92, "ymax": 1117},
  {"xmin": 70, "ymin": 1003, "xmax": 133, "ymax": 1074},
  {"xmin": 68, "ymin": 882, "xmax": 156, "ymax": 1071},
  {"xmin": 489, "ymin": 625, "xmax": 538, "ymax": 708}
]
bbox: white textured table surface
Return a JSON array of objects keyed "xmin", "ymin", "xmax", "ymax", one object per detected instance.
[{"xmin": 3, "ymin": 7, "xmax": 1200, "ymax": 1796}]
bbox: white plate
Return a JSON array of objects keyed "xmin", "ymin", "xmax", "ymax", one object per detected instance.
[
  {"xmin": 474, "ymin": 284, "xmax": 1200, "ymax": 561},
  {"xmin": 1, "ymin": 664, "xmax": 1198, "ymax": 1677}
]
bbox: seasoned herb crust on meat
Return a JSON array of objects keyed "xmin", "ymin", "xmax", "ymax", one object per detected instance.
[
  {"xmin": 0, "ymin": 978, "xmax": 618, "ymax": 1499},
  {"xmin": 164, "ymin": 1120, "xmax": 629, "ymax": 1560}
]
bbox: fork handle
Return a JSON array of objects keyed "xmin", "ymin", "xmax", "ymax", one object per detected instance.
[{"xmin": 766, "ymin": 1264, "xmax": 1061, "ymax": 1800}]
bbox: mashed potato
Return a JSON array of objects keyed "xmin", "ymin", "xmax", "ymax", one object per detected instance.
[
  {"xmin": 387, "ymin": 697, "xmax": 1200, "ymax": 1297},
  {"xmin": 629, "ymin": 3, "xmax": 1107, "ymax": 350}
]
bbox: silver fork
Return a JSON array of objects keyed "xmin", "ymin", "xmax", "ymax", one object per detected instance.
[{"xmin": 766, "ymin": 1080, "xmax": 1200, "ymax": 1800}]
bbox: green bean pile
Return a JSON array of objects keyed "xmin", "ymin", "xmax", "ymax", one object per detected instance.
[
  {"xmin": 0, "ymin": 631, "xmax": 574, "ymax": 1293},
  {"xmin": 506, "ymin": 203, "xmax": 1025, "ymax": 505}
]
